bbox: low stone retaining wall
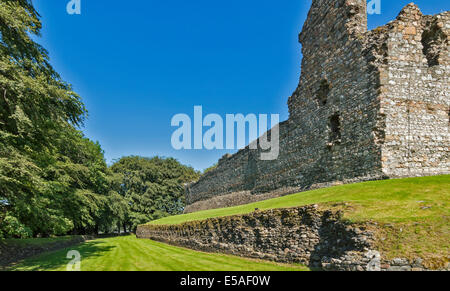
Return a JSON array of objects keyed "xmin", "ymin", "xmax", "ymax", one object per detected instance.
[
  {"xmin": 184, "ymin": 177, "xmax": 381, "ymax": 214},
  {"xmin": 0, "ymin": 235, "xmax": 94, "ymax": 268},
  {"xmin": 184, "ymin": 187, "xmax": 301, "ymax": 214},
  {"xmin": 0, "ymin": 233, "xmax": 129, "ymax": 269},
  {"xmin": 137, "ymin": 206, "xmax": 448, "ymax": 271},
  {"xmin": 138, "ymin": 205, "xmax": 377, "ymax": 270}
]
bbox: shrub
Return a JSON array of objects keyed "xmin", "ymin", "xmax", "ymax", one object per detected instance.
[{"xmin": 0, "ymin": 215, "xmax": 33, "ymax": 239}]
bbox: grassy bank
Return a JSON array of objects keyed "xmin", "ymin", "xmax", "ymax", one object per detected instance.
[
  {"xmin": 8, "ymin": 235, "xmax": 308, "ymax": 271},
  {"xmin": 7, "ymin": 176, "xmax": 449, "ymax": 271},
  {"xmin": 150, "ymin": 176, "xmax": 449, "ymax": 225},
  {"xmin": 149, "ymin": 175, "xmax": 449, "ymax": 268}
]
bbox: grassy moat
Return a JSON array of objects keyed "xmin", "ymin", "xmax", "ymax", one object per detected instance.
[
  {"xmin": 4, "ymin": 175, "xmax": 449, "ymax": 271},
  {"xmin": 149, "ymin": 175, "xmax": 449, "ymax": 269},
  {"xmin": 7, "ymin": 235, "xmax": 308, "ymax": 271}
]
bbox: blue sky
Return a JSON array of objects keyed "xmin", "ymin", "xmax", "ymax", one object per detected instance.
[{"xmin": 33, "ymin": 0, "xmax": 449, "ymax": 171}]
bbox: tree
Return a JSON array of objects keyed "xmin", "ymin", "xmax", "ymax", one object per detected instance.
[
  {"xmin": 0, "ymin": 1, "xmax": 197, "ymax": 238},
  {"xmin": 0, "ymin": 0, "xmax": 113, "ymax": 237},
  {"xmin": 110, "ymin": 157, "xmax": 199, "ymax": 231}
]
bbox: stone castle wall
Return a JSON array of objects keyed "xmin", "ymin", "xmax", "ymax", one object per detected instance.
[
  {"xmin": 375, "ymin": 6, "xmax": 450, "ymax": 178},
  {"xmin": 185, "ymin": 0, "xmax": 449, "ymax": 212}
]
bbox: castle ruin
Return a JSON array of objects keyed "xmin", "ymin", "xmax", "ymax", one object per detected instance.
[{"xmin": 185, "ymin": 0, "xmax": 450, "ymax": 213}]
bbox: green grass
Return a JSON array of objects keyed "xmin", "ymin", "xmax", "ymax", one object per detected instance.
[
  {"xmin": 8, "ymin": 235, "xmax": 308, "ymax": 271},
  {"xmin": 151, "ymin": 175, "xmax": 450, "ymax": 225},
  {"xmin": 149, "ymin": 175, "xmax": 449, "ymax": 268},
  {"xmin": 7, "ymin": 176, "xmax": 449, "ymax": 271}
]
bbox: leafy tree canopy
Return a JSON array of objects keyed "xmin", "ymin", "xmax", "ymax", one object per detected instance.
[
  {"xmin": 0, "ymin": 1, "xmax": 198, "ymax": 238},
  {"xmin": 0, "ymin": 0, "xmax": 108, "ymax": 238},
  {"xmin": 110, "ymin": 156, "xmax": 200, "ymax": 230}
]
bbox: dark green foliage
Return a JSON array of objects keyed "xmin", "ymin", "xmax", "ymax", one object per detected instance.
[
  {"xmin": 110, "ymin": 156, "xmax": 200, "ymax": 231},
  {"xmin": 0, "ymin": 0, "xmax": 115, "ymax": 237},
  {"xmin": 0, "ymin": 1, "xmax": 198, "ymax": 238},
  {"xmin": 0, "ymin": 0, "xmax": 86, "ymax": 237},
  {"xmin": 0, "ymin": 215, "xmax": 32, "ymax": 239}
]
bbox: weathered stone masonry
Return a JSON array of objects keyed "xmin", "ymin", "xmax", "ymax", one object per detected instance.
[
  {"xmin": 138, "ymin": 206, "xmax": 377, "ymax": 271},
  {"xmin": 137, "ymin": 206, "xmax": 448, "ymax": 271},
  {"xmin": 185, "ymin": 0, "xmax": 450, "ymax": 213}
]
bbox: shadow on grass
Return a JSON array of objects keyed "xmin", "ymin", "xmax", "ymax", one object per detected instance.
[{"xmin": 8, "ymin": 240, "xmax": 115, "ymax": 271}]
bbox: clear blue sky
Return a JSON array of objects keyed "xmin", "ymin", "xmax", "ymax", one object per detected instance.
[{"xmin": 33, "ymin": 0, "xmax": 448, "ymax": 171}]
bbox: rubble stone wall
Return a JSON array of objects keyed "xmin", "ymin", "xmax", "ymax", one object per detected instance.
[
  {"xmin": 185, "ymin": 0, "xmax": 450, "ymax": 211},
  {"xmin": 137, "ymin": 206, "xmax": 448, "ymax": 271},
  {"xmin": 376, "ymin": 6, "xmax": 450, "ymax": 178}
]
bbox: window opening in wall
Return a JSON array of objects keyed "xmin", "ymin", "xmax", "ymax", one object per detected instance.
[
  {"xmin": 421, "ymin": 25, "xmax": 447, "ymax": 67},
  {"xmin": 317, "ymin": 79, "xmax": 330, "ymax": 106},
  {"xmin": 328, "ymin": 113, "xmax": 341, "ymax": 145}
]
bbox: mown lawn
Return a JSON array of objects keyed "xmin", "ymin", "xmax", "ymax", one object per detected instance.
[
  {"xmin": 149, "ymin": 175, "xmax": 449, "ymax": 268},
  {"xmin": 7, "ymin": 176, "xmax": 449, "ymax": 271},
  {"xmin": 8, "ymin": 235, "xmax": 309, "ymax": 271}
]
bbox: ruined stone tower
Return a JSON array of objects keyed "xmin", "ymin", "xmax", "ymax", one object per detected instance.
[{"xmin": 185, "ymin": 0, "xmax": 450, "ymax": 213}]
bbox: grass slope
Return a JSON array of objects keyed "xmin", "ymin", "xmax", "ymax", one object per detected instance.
[
  {"xmin": 151, "ymin": 175, "xmax": 449, "ymax": 225},
  {"xmin": 150, "ymin": 175, "xmax": 449, "ymax": 268},
  {"xmin": 8, "ymin": 236, "xmax": 308, "ymax": 271}
]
